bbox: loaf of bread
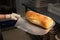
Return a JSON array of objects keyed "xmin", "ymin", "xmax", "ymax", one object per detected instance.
[{"xmin": 25, "ymin": 11, "xmax": 55, "ymax": 29}]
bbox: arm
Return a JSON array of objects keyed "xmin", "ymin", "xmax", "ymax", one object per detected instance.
[
  {"xmin": 0, "ymin": 13, "xmax": 20, "ymax": 20},
  {"xmin": 0, "ymin": 14, "xmax": 6, "ymax": 19}
]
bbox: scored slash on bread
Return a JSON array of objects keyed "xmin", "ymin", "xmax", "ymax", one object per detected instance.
[{"xmin": 25, "ymin": 11, "xmax": 55, "ymax": 29}]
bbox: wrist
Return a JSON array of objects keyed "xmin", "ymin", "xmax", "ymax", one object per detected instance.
[{"xmin": 6, "ymin": 14, "xmax": 11, "ymax": 19}]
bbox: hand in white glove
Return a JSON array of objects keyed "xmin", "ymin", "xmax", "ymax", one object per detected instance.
[{"xmin": 6, "ymin": 13, "xmax": 21, "ymax": 20}]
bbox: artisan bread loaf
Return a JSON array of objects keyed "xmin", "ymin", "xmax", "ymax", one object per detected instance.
[{"xmin": 25, "ymin": 11, "xmax": 55, "ymax": 29}]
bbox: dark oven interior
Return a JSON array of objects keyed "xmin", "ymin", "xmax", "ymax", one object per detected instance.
[{"xmin": 0, "ymin": 0, "xmax": 16, "ymax": 14}]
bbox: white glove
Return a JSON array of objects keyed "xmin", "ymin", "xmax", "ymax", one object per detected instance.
[{"xmin": 6, "ymin": 13, "xmax": 21, "ymax": 20}]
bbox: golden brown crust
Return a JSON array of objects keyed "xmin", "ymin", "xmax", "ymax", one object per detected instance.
[{"xmin": 25, "ymin": 11, "xmax": 54, "ymax": 29}]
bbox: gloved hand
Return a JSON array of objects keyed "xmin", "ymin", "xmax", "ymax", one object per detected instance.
[{"xmin": 6, "ymin": 13, "xmax": 21, "ymax": 20}]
